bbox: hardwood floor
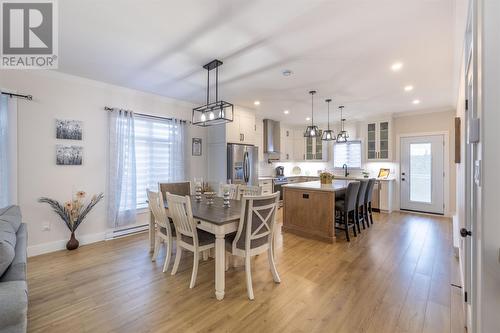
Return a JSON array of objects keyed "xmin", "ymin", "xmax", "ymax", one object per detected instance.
[{"xmin": 27, "ymin": 211, "xmax": 465, "ymax": 333}]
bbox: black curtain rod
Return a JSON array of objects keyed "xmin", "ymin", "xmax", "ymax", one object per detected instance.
[
  {"xmin": 1, "ymin": 92, "xmax": 32, "ymax": 100},
  {"xmin": 104, "ymin": 106, "xmax": 188, "ymax": 123}
]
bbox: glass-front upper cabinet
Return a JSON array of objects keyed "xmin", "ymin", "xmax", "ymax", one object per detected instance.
[
  {"xmin": 315, "ymin": 130, "xmax": 323, "ymax": 160},
  {"xmin": 379, "ymin": 121, "xmax": 389, "ymax": 159},
  {"xmin": 305, "ymin": 137, "xmax": 314, "ymax": 160},
  {"xmin": 304, "ymin": 133, "xmax": 326, "ymax": 161},
  {"xmin": 367, "ymin": 123, "xmax": 377, "ymax": 159},
  {"xmin": 366, "ymin": 120, "xmax": 392, "ymax": 161}
]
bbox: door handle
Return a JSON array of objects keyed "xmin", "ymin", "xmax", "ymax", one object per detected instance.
[
  {"xmin": 460, "ymin": 228, "xmax": 472, "ymax": 237},
  {"xmin": 243, "ymin": 152, "xmax": 248, "ymax": 182}
]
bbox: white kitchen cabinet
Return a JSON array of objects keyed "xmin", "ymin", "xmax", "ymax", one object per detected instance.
[
  {"xmin": 255, "ymin": 118, "xmax": 264, "ymax": 162},
  {"xmin": 304, "ymin": 133, "xmax": 329, "ymax": 161},
  {"xmin": 378, "ymin": 179, "xmax": 394, "ymax": 212},
  {"xmin": 226, "ymin": 108, "xmax": 256, "ymax": 145},
  {"xmin": 258, "ymin": 179, "xmax": 273, "ymax": 194},
  {"xmin": 280, "ymin": 126, "xmax": 294, "ymax": 161},
  {"xmin": 366, "ymin": 119, "xmax": 392, "ymax": 161},
  {"xmin": 292, "ymin": 129, "xmax": 305, "ymax": 161}
]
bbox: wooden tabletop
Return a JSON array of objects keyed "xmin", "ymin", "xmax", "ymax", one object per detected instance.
[{"xmin": 164, "ymin": 196, "xmax": 242, "ymax": 225}]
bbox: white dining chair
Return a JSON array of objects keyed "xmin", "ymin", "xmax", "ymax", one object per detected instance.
[
  {"xmin": 167, "ymin": 192, "xmax": 216, "ymax": 288},
  {"xmin": 225, "ymin": 192, "xmax": 281, "ymax": 300},
  {"xmin": 237, "ymin": 185, "xmax": 261, "ymax": 200},
  {"xmin": 218, "ymin": 183, "xmax": 239, "ymax": 200},
  {"xmin": 147, "ymin": 189, "xmax": 175, "ymax": 273}
]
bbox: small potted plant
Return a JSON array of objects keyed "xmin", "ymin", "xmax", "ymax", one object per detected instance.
[
  {"xmin": 38, "ymin": 191, "xmax": 104, "ymax": 250},
  {"xmin": 319, "ymin": 171, "xmax": 333, "ymax": 184}
]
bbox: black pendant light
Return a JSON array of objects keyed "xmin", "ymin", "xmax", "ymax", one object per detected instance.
[
  {"xmin": 304, "ymin": 90, "xmax": 320, "ymax": 137},
  {"xmin": 336, "ymin": 105, "xmax": 349, "ymax": 142},
  {"xmin": 192, "ymin": 59, "xmax": 234, "ymax": 126},
  {"xmin": 321, "ymin": 98, "xmax": 335, "ymax": 141}
]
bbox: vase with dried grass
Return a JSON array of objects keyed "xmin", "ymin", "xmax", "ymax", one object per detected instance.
[{"xmin": 38, "ymin": 191, "xmax": 104, "ymax": 250}]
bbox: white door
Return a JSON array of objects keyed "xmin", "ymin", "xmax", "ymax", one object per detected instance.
[{"xmin": 400, "ymin": 135, "xmax": 445, "ymax": 214}]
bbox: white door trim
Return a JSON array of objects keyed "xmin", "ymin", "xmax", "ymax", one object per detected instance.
[{"xmin": 396, "ymin": 131, "xmax": 450, "ymax": 216}]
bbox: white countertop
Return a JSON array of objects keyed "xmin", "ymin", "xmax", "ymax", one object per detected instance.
[
  {"xmin": 286, "ymin": 175, "xmax": 319, "ymax": 178},
  {"xmin": 283, "ymin": 180, "xmax": 353, "ymax": 192},
  {"xmin": 332, "ymin": 175, "xmax": 396, "ymax": 181}
]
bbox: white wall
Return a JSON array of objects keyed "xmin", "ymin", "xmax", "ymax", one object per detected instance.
[
  {"xmin": 392, "ymin": 109, "xmax": 457, "ymax": 215},
  {"xmin": 0, "ymin": 70, "xmax": 208, "ymax": 256}
]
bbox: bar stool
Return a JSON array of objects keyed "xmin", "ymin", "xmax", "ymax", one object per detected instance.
[
  {"xmin": 335, "ymin": 181, "xmax": 360, "ymax": 242},
  {"xmin": 355, "ymin": 180, "xmax": 369, "ymax": 231},
  {"xmin": 364, "ymin": 179, "xmax": 376, "ymax": 225}
]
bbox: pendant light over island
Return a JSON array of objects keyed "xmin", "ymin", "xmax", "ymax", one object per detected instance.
[
  {"xmin": 336, "ymin": 105, "xmax": 349, "ymax": 142},
  {"xmin": 321, "ymin": 98, "xmax": 335, "ymax": 141},
  {"xmin": 304, "ymin": 90, "xmax": 321, "ymax": 138}
]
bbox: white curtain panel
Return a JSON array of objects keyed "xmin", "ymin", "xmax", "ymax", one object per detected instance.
[
  {"xmin": 169, "ymin": 119, "xmax": 187, "ymax": 182},
  {"xmin": 107, "ymin": 109, "xmax": 137, "ymax": 227},
  {"xmin": 0, "ymin": 93, "xmax": 9, "ymax": 207}
]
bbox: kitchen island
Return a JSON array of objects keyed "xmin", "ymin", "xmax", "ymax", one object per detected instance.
[{"xmin": 282, "ymin": 180, "xmax": 355, "ymax": 243}]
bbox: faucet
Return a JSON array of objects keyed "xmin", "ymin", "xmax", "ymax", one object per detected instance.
[{"xmin": 342, "ymin": 164, "xmax": 349, "ymax": 177}]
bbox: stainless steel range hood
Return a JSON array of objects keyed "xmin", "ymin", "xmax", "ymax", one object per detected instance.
[{"xmin": 263, "ymin": 119, "xmax": 281, "ymax": 160}]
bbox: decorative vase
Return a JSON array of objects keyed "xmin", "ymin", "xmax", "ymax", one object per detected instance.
[{"xmin": 66, "ymin": 232, "xmax": 79, "ymax": 250}]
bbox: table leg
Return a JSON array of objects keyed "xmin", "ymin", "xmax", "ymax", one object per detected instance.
[
  {"xmin": 149, "ymin": 209, "xmax": 155, "ymax": 253},
  {"xmin": 215, "ymin": 233, "xmax": 226, "ymax": 300}
]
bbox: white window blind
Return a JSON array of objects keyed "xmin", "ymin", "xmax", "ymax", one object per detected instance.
[
  {"xmin": 333, "ymin": 140, "xmax": 362, "ymax": 169},
  {"xmin": 134, "ymin": 115, "xmax": 184, "ymax": 208}
]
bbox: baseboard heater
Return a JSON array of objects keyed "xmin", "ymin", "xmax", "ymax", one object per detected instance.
[{"xmin": 105, "ymin": 224, "xmax": 149, "ymax": 240}]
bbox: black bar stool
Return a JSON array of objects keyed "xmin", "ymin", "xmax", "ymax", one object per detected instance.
[
  {"xmin": 335, "ymin": 181, "xmax": 360, "ymax": 242},
  {"xmin": 364, "ymin": 179, "xmax": 376, "ymax": 225},
  {"xmin": 355, "ymin": 180, "xmax": 369, "ymax": 231}
]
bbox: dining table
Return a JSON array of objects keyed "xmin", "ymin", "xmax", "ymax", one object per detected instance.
[{"xmin": 149, "ymin": 196, "xmax": 243, "ymax": 300}]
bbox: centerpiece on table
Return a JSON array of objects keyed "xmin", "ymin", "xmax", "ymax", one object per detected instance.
[
  {"xmin": 38, "ymin": 191, "xmax": 104, "ymax": 250},
  {"xmin": 319, "ymin": 171, "xmax": 333, "ymax": 184}
]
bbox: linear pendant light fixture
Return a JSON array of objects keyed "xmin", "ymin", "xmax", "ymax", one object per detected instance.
[
  {"xmin": 304, "ymin": 90, "xmax": 320, "ymax": 137},
  {"xmin": 192, "ymin": 59, "xmax": 234, "ymax": 126},
  {"xmin": 322, "ymin": 98, "xmax": 335, "ymax": 141},
  {"xmin": 336, "ymin": 105, "xmax": 349, "ymax": 142}
]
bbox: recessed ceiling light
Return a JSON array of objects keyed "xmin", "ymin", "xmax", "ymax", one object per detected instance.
[
  {"xmin": 282, "ymin": 69, "xmax": 293, "ymax": 77},
  {"xmin": 391, "ymin": 62, "xmax": 403, "ymax": 71},
  {"xmin": 412, "ymin": 99, "xmax": 421, "ymax": 105},
  {"xmin": 404, "ymin": 85, "xmax": 414, "ymax": 92},
  {"xmin": 306, "ymin": 117, "xmax": 311, "ymax": 121},
  {"xmin": 254, "ymin": 100, "xmax": 260, "ymax": 106},
  {"xmin": 283, "ymin": 110, "xmax": 290, "ymax": 114}
]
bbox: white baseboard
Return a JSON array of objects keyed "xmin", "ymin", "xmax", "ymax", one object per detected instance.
[{"xmin": 27, "ymin": 231, "xmax": 106, "ymax": 257}]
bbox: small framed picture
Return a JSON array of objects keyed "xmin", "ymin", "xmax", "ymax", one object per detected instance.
[
  {"xmin": 56, "ymin": 145, "xmax": 83, "ymax": 165},
  {"xmin": 192, "ymin": 138, "xmax": 202, "ymax": 156},
  {"xmin": 56, "ymin": 119, "xmax": 83, "ymax": 140}
]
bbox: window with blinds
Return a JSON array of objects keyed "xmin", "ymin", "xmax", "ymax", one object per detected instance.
[
  {"xmin": 333, "ymin": 140, "xmax": 362, "ymax": 169},
  {"xmin": 134, "ymin": 115, "xmax": 178, "ymax": 208}
]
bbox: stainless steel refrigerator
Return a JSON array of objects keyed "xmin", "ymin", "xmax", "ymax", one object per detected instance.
[{"xmin": 227, "ymin": 143, "xmax": 259, "ymax": 186}]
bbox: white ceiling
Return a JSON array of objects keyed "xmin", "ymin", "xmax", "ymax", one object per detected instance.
[{"xmin": 59, "ymin": 0, "xmax": 459, "ymax": 125}]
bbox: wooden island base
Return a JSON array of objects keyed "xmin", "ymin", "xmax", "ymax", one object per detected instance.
[{"xmin": 282, "ymin": 186, "xmax": 336, "ymax": 243}]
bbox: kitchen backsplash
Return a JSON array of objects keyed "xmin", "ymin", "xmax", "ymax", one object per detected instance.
[
  {"xmin": 259, "ymin": 161, "xmax": 331, "ymax": 177},
  {"xmin": 259, "ymin": 160, "xmax": 397, "ymax": 178}
]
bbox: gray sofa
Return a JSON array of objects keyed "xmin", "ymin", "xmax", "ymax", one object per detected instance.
[{"xmin": 0, "ymin": 206, "xmax": 27, "ymax": 333}]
